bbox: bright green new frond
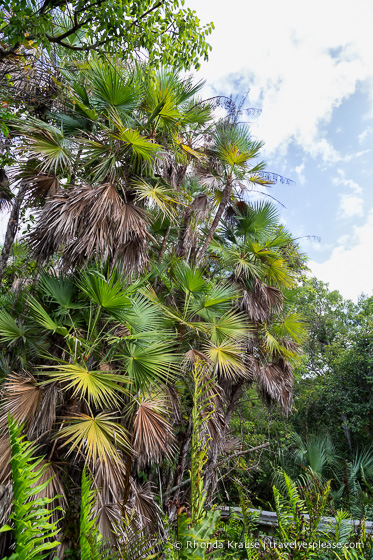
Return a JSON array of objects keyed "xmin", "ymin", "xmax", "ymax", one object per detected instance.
[
  {"xmin": 0, "ymin": 310, "xmax": 28, "ymax": 345},
  {"xmin": 173, "ymin": 262, "xmax": 207, "ymax": 294},
  {"xmin": 58, "ymin": 412, "xmax": 129, "ymax": 464},
  {"xmin": 28, "ymin": 297, "xmax": 69, "ymax": 336},
  {"xmin": 204, "ymin": 339, "xmax": 247, "ymax": 380},
  {"xmin": 132, "ymin": 178, "xmax": 178, "ymax": 219},
  {"xmin": 115, "ymin": 128, "xmax": 161, "ymax": 162},
  {"xmin": 118, "ymin": 341, "xmax": 180, "ymax": 390},
  {"xmin": 78, "ymin": 269, "xmax": 131, "ymax": 314},
  {"xmin": 209, "ymin": 311, "xmax": 249, "ymax": 344},
  {"xmin": 39, "ymin": 363, "xmax": 129, "ymax": 407}
]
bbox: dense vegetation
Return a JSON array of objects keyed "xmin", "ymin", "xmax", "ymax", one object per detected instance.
[{"xmin": 1, "ymin": 2, "xmax": 373, "ymax": 559}]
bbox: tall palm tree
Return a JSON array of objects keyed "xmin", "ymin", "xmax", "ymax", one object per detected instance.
[
  {"xmin": 195, "ymin": 122, "xmax": 272, "ymax": 265},
  {"xmin": 0, "ymin": 57, "xmax": 308, "ymax": 551}
]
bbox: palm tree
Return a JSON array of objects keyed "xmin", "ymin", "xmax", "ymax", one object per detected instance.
[
  {"xmin": 5, "ymin": 58, "xmax": 212, "ymax": 274},
  {"xmin": 195, "ymin": 122, "xmax": 272, "ymax": 265},
  {"xmin": 0, "ymin": 57, "xmax": 308, "ymax": 551},
  {"xmin": 0, "ymin": 266, "xmax": 180, "ymax": 545}
]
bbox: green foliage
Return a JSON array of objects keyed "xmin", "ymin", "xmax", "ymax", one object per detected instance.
[
  {"xmin": 0, "ymin": 416, "xmax": 62, "ymax": 560},
  {"xmin": 1, "ymin": 0, "xmax": 213, "ymax": 71},
  {"xmin": 190, "ymin": 361, "xmax": 216, "ymax": 524},
  {"xmin": 80, "ymin": 468, "xmax": 105, "ymax": 560}
]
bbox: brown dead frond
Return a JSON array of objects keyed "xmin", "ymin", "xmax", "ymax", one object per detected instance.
[
  {"xmin": 29, "ymin": 183, "xmax": 150, "ymax": 272},
  {"xmin": 127, "ymin": 480, "xmax": 162, "ymax": 532},
  {"xmin": 93, "ymin": 459, "xmax": 126, "ymax": 543},
  {"xmin": 0, "ymin": 168, "xmax": 12, "ymax": 211},
  {"xmin": 240, "ymin": 280, "xmax": 283, "ymax": 322},
  {"xmin": 183, "ymin": 348, "xmax": 211, "ymax": 367},
  {"xmin": 28, "ymin": 384, "xmax": 59, "ymax": 438},
  {"xmin": 26, "ymin": 172, "xmax": 60, "ymax": 201},
  {"xmin": 32, "ymin": 460, "xmax": 67, "ymax": 523},
  {"xmin": 132, "ymin": 394, "xmax": 175, "ymax": 469},
  {"xmin": 0, "ymin": 372, "xmax": 42, "ymax": 434},
  {"xmin": 255, "ymin": 357, "xmax": 293, "ymax": 415},
  {"xmin": 0, "ymin": 438, "xmax": 11, "ymax": 482}
]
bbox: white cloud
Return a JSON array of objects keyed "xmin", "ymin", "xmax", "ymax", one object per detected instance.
[
  {"xmin": 331, "ymin": 170, "xmax": 364, "ymax": 218},
  {"xmin": 333, "ymin": 169, "xmax": 362, "ymax": 194},
  {"xmin": 187, "ymin": 0, "xmax": 373, "ymax": 160},
  {"xmin": 338, "ymin": 194, "xmax": 364, "ymax": 218},
  {"xmin": 294, "ymin": 162, "xmax": 305, "ymax": 185},
  {"xmin": 309, "ymin": 208, "xmax": 373, "ymax": 300},
  {"xmin": 358, "ymin": 127, "xmax": 372, "ymax": 143}
]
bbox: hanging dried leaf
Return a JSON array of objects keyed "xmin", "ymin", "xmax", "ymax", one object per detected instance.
[
  {"xmin": 29, "ymin": 183, "xmax": 150, "ymax": 272},
  {"xmin": 0, "ymin": 371, "xmax": 42, "ymax": 433},
  {"xmin": 132, "ymin": 395, "xmax": 175, "ymax": 468}
]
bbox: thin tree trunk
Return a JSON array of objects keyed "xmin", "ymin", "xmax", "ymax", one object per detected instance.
[
  {"xmin": 196, "ymin": 178, "xmax": 233, "ymax": 266},
  {"xmin": 175, "ymin": 207, "xmax": 192, "ymax": 258},
  {"xmin": 341, "ymin": 413, "xmax": 353, "ymax": 456},
  {"xmin": 0, "ymin": 183, "xmax": 26, "ymax": 282}
]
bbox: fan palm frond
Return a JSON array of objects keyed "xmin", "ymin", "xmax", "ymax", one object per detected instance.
[
  {"xmin": 132, "ymin": 177, "xmax": 178, "ymax": 219},
  {"xmin": 38, "ymin": 272, "xmax": 78, "ymax": 311},
  {"xmin": 78, "ymin": 268, "xmax": 131, "ymax": 314},
  {"xmin": 0, "ymin": 183, "xmax": 13, "ymax": 211},
  {"xmin": 127, "ymin": 480, "xmax": 162, "ymax": 532},
  {"xmin": 255, "ymin": 358, "xmax": 293, "ymax": 414},
  {"xmin": 40, "ymin": 363, "xmax": 129, "ymax": 408},
  {"xmin": 88, "ymin": 56, "xmax": 139, "ymax": 116},
  {"xmin": 29, "ymin": 183, "xmax": 150, "ymax": 271},
  {"xmin": 0, "ymin": 310, "xmax": 30, "ymax": 346},
  {"xmin": 204, "ymin": 340, "xmax": 248, "ymax": 380},
  {"xmin": 0, "ymin": 372, "xmax": 42, "ymax": 433},
  {"xmin": 12, "ymin": 118, "xmax": 73, "ymax": 174},
  {"xmin": 118, "ymin": 341, "xmax": 179, "ymax": 390},
  {"xmin": 132, "ymin": 393, "xmax": 175, "ymax": 468},
  {"xmin": 57, "ymin": 412, "xmax": 130, "ymax": 464},
  {"xmin": 209, "ymin": 311, "xmax": 249, "ymax": 344}
]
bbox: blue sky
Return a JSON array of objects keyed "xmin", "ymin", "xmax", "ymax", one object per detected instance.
[{"xmin": 186, "ymin": 0, "xmax": 373, "ymax": 301}]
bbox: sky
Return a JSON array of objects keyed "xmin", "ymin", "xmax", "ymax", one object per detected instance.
[{"xmin": 185, "ymin": 0, "xmax": 373, "ymax": 301}]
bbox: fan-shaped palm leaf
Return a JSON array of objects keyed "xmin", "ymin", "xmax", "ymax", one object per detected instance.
[
  {"xmin": 0, "ymin": 372, "xmax": 42, "ymax": 433},
  {"xmin": 0, "ymin": 310, "xmax": 29, "ymax": 345},
  {"xmin": 255, "ymin": 358, "xmax": 293, "ymax": 413},
  {"xmin": 39, "ymin": 363, "xmax": 130, "ymax": 408},
  {"xmin": 209, "ymin": 311, "xmax": 249, "ymax": 344},
  {"xmin": 204, "ymin": 339, "xmax": 248, "ymax": 380},
  {"xmin": 118, "ymin": 341, "xmax": 180, "ymax": 390},
  {"xmin": 58, "ymin": 412, "xmax": 130, "ymax": 464},
  {"xmin": 12, "ymin": 119, "xmax": 73, "ymax": 174},
  {"xmin": 132, "ymin": 178, "xmax": 178, "ymax": 219},
  {"xmin": 132, "ymin": 393, "xmax": 175, "ymax": 468},
  {"xmin": 29, "ymin": 183, "xmax": 149, "ymax": 271},
  {"xmin": 78, "ymin": 269, "xmax": 131, "ymax": 314}
]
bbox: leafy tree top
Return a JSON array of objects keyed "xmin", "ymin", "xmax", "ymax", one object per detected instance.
[{"xmin": 0, "ymin": 0, "xmax": 214, "ymax": 70}]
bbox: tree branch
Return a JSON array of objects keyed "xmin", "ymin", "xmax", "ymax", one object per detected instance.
[
  {"xmin": 131, "ymin": 0, "xmax": 164, "ymax": 27},
  {"xmin": 164, "ymin": 442, "xmax": 270, "ymax": 497}
]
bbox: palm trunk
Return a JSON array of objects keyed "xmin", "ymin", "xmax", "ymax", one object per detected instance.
[
  {"xmin": 0, "ymin": 183, "xmax": 26, "ymax": 282},
  {"xmin": 196, "ymin": 178, "xmax": 233, "ymax": 266},
  {"xmin": 175, "ymin": 207, "xmax": 193, "ymax": 258},
  {"xmin": 168, "ymin": 414, "xmax": 193, "ymax": 522}
]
